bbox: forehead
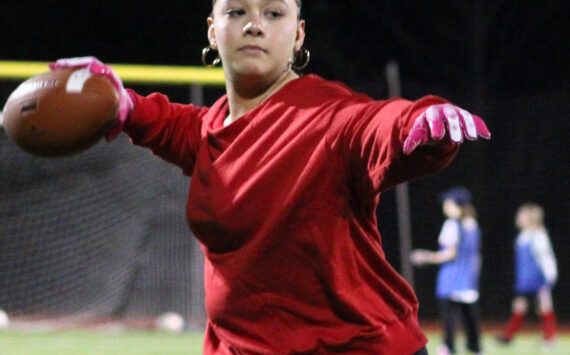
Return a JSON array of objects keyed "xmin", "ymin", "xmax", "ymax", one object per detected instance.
[
  {"xmin": 217, "ymin": 0, "xmax": 289, "ymax": 6},
  {"xmin": 212, "ymin": 0, "xmax": 302, "ymax": 18},
  {"xmin": 518, "ymin": 208, "xmax": 534, "ymax": 217},
  {"xmin": 213, "ymin": 0, "xmax": 292, "ymax": 9}
]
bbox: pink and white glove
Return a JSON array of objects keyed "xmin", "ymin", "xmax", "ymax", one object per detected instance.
[
  {"xmin": 49, "ymin": 56, "xmax": 133, "ymax": 141},
  {"xmin": 402, "ymin": 103, "xmax": 491, "ymax": 155}
]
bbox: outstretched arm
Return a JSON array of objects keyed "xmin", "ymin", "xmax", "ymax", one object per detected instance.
[
  {"xmin": 332, "ymin": 96, "xmax": 488, "ymax": 193},
  {"xmin": 410, "ymin": 219, "xmax": 460, "ymax": 266},
  {"xmin": 410, "ymin": 246, "xmax": 457, "ymax": 266}
]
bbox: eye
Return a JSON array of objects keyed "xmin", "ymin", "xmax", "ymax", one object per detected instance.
[
  {"xmin": 264, "ymin": 10, "xmax": 284, "ymax": 18},
  {"xmin": 226, "ymin": 9, "xmax": 246, "ymax": 17}
]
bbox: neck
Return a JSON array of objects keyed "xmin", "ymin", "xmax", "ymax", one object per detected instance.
[{"xmin": 224, "ymin": 70, "xmax": 299, "ymax": 125}]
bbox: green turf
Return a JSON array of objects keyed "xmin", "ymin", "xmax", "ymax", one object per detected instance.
[
  {"xmin": 0, "ymin": 330, "xmax": 568, "ymax": 354},
  {"xmin": 425, "ymin": 332, "xmax": 569, "ymax": 354},
  {"xmin": 0, "ymin": 330, "xmax": 204, "ymax": 355}
]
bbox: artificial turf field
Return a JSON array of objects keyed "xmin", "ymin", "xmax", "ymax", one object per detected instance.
[{"xmin": 0, "ymin": 331, "xmax": 569, "ymax": 355}]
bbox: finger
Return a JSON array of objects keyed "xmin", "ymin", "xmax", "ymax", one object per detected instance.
[
  {"xmin": 442, "ymin": 104, "xmax": 463, "ymax": 143},
  {"xmin": 87, "ymin": 61, "xmax": 108, "ymax": 75},
  {"xmin": 458, "ymin": 108, "xmax": 478, "ymax": 140},
  {"xmin": 403, "ymin": 113, "xmax": 429, "ymax": 154},
  {"xmin": 472, "ymin": 114, "xmax": 491, "ymax": 139},
  {"xmin": 88, "ymin": 62, "xmax": 122, "ymax": 92},
  {"xmin": 49, "ymin": 56, "xmax": 100, "ymax": 70},
  {"xmin": 425, "ymin": 105, "xmax": 445, "ymax": 140},
  {"xmin": 403, "ymin": 131, "xmax": 423, "ymax": 155}
]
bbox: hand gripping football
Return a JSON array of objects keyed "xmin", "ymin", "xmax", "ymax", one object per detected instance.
[{"xmin": 2, "ymin": 68, "xmax": 119, "ymax": 157}]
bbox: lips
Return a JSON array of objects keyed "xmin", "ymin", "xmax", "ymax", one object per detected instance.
[{"xmin": 239, "ymin": 45, "xmax": 267, "ymax": 54}]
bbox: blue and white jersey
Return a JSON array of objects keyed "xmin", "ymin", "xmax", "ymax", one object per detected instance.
[
  {"xmin": 514, "ymin": 228, "xmax": 557, "ymax": 294},
  {"xmin": 436, "ymin": 217, "xmax": 481, "ymax": 303}
]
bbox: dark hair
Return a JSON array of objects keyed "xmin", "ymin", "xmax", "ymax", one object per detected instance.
[
  {"xmin": 212, "ymin": 0, "xmax": 302, "ymax": 17},
  {"xmin": 439, "ymin": 186, "xmax": 472, "ymax": 206},
  {"xmin": 460, "ymin": 203, "xmax": 477, "ymax": 219}
]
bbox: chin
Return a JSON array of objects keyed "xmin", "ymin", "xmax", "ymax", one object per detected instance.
[
  {"xmin": 233, "ymin": 65, "xmax": 273, "ymax": 80},
  {"xmin": 232, "ymin": 57, "xmax": 284, "ymax": 75}
]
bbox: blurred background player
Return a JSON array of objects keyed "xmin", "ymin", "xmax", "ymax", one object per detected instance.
[
  {"xmin": 497, "ymin": 202, "xmax": 558, "ymax": 346},
  {"xmin": 411, "ymin": 186, "xmax": 482, "ymax": 355}
]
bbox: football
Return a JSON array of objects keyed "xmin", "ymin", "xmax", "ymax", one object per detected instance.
[{"xmin": 2, "ymin": 68, "xmax": 119, "ymax": 157}]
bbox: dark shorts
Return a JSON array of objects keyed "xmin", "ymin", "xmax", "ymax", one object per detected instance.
[{"xmin": 413, "ymin": 345, "xmax": 429, "ymax": 355}]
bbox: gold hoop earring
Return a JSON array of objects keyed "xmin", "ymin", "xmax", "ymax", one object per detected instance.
[
  {"xmin": 292, "ymin": 48, "xmax": 310, "ymax": 71},
  {"xmin": 202, "ymin": 46, "xmax": 221, "ymax": 67}
]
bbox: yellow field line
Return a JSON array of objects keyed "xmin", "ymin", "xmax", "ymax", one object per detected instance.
[{"xmin": 0, "ymin": 60, "xmax": 226, "ymax": 86}]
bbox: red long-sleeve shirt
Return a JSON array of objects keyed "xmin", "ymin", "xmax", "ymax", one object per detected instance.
[{"xmin": 124, "ymin": 74, "xmax": 458, "ymax": 354}]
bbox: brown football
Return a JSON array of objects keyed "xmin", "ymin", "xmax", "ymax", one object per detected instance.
[{"xmin": 2, "ymin": 68, "xmax": 119, "ymax": 157}]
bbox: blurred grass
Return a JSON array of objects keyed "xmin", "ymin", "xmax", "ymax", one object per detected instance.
[
  {"xmin": 0, "ymin": 330, "xmax": 568, "ymax": 354},
  {"xmin": 426, "ymin": 331, "xmax": 569, "ymax": 354},
  {"xmin": 0, "ymin": 330, "xmax": 204, "ymax": 355}
]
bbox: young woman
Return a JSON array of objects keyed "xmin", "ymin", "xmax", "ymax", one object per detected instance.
[
  {"xmin": 50, "ymin": 0, "xmax": 490, "ymax": 353},
  {"xmin": 410, "ymin": 187, "xmax": 482, "ymax": 355},
  {"xmin": 497, "ymin": 203, "xmax": 557, "ymax": 346}
]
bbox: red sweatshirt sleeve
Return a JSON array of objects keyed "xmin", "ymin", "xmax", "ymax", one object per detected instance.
[
  {"xmin": 123, "ymin": 89, "xmax": 209, "ymax": 175},
  {"xmin": 329, "ymin": 94, "xmax": 459, "ymax": 193}
]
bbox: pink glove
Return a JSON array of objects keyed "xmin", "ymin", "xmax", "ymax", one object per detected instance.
[
  {"xmin": 402, "ymin": 103, "xmax": 491, "ymax": 155},
  {"xmin": 49, "ymin": 56, "xmax": 133, "ymax": 141}
]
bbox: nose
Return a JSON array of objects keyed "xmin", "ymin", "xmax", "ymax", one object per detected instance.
[{"xmin": 243, "ymin": 19, "xmax": 263, "ymax": 37}]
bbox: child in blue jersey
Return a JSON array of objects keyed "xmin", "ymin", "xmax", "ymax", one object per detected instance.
[
  {"xmin": 411, "ymin": 186, "xmax": 482, "ymax": 355},
  {"xmin": 497, "ymin": 202, "xmax": 558, "ymax": 346}
]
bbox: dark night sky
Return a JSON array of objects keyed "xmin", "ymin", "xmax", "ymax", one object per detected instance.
[
  {"xmin": 3, "ymin": 1, "xmax": 569, "ymax": 95},
  {"xmin": 3, "ymin": 1, "xmax": 570, "ymax": 320}
]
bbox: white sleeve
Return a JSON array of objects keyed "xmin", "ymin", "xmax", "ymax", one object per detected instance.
[
  {"xmin": 438, "ymin": 219, "xmax": 460, "ymax": 248},
  {"xmin": 531, "ymin": 230, "xmax": 558, "ymax": 284}
]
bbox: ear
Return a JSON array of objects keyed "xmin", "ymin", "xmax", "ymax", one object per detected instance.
[
  {"xmin": 294, "ymin": 20, "xmax": 306, "ymax": 51},
  {"xmin": 207, "ymin": 17, "xmax": 217, "ymax": 49}
]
